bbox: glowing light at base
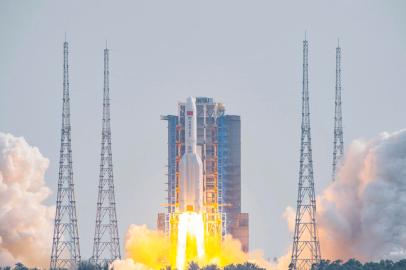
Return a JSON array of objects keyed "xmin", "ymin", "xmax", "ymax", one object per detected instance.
[
  {"xmin": 112, "ymin": 223, "xmax": 277, "ymax": 270},
  {"xmin": 176, "ymin": 212, "xmax": 205, "ymax": 270}
]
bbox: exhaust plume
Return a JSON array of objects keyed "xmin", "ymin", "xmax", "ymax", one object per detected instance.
[
  {"xmin": 112, "ymin": 225, "xmax": 274, "ymax": 270},
  {"xmin": 0, "ymin": 132, "xmax": 54, "ymax": 268}
]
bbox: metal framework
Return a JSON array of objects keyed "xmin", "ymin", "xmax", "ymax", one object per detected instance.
[
  {"xmin": 290, "ymin": 39, "xmax": 321, "ymax": 270},
  {"xmin": 50, "ymin": 40, "xmax": 81, "ymax": 270},
  {"xmin": 160, "ymin": 115, "xmax": 178, "ymax": 236},
  {"xmin": 217, "ymin": 117, "xmax": 227, "ymax": 238},
  {"xmin": 201, "ymin": 101, "xmax": 222, "ymax": 238},
  {"xmin": 92, "ymin": 47, "xmax": 121, "ymax": 266},
  {"xmin": 332, "ymin": 42, "xmax": 344, "ymax": 181}
]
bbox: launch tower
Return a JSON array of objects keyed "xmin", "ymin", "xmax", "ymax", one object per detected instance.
[
  {"xmin": 50, "ymin": 40, "xmax": 81, "ymax": 270},
  {"xmin": 92, "ymin": 46, "xmax": 121, "ymax": 265},
  {"xmin": 332, "ymin": 41, "xmax": 344, "ymax": 181},
  {"xmin": 290, "ymin": 39, "xmax": 321, "ymax": 270}
]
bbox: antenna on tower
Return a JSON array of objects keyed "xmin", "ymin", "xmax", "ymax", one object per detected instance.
[
  {"xmin": 332, "ymin": 40, "xmax": 344, "ymax": 181},
  {"xmin": 92, "ymin": 46, "xmax": 121, "ymax": 266},
  {"xmin": 289, "ymin": 39, "xmax": 321, "ymax": 270},
  {"xmin": 50, "ymin": 40, "xmax": 81, "ymax": 270}
]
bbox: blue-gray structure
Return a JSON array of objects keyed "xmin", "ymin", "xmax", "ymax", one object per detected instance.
[
  {"xmin": 159, "ymin": 97, "xmax": 249, "ymax": 252},
  {"xmin": 218, "ymin": 115, "xmax": 248, "ymax": 251},
  {"xmin": 160, "ymin": 115, "xmax": 178, "ymax": 234}
]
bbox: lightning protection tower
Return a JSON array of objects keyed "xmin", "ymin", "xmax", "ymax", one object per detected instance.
[
  {"xmin": 289, "ymin": 38, "xmax": 321, "ymax": 270},
  {"xmin": 92, "ymin": 46, "xmax": 121, "ymax": 266},
  {"xmin": 332, "ymin": 41, "xmax": 344, "ymax": 181},
  {"xmin": 50, "ymin": 40, "xmax": 81, "ymax": 270}
]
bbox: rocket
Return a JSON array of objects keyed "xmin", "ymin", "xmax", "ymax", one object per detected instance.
[{"xmin": 178, "ymin": 96, "xmax": 204, "ymax": 213}]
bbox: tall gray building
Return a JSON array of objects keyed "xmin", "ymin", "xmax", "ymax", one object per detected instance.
[
  {"xmin": 159, "ymin": 97, "xmax": 249, "ymax": 252},
  {"xmin": 218, "ymin": 115, "xmax": 249, "ymax": 252}
]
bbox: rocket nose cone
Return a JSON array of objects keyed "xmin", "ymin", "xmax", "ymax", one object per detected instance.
[{"xmin": 186, "ymin": 96, "xmax": 195, "ymax": 105}]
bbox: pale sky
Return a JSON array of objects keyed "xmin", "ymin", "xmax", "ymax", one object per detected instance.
[{"xmin": 1, "ymin": 0, "xmax": 406, "ymax": 261}]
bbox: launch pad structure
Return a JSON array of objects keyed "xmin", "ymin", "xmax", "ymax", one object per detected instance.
[
  {"xmin": 160, "ymin": 97, "xmax": 249, "ymax": 253},
  {"xmin": 47, "ymin": 36, "xmax": 344, "ymax": 270}
]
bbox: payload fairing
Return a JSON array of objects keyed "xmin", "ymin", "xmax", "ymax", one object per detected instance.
[{"xmin": 178, "ymin": 96, "xmax": 204, "ymax": 213}]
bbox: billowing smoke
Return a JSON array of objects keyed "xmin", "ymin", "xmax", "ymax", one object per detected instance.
[
  {"xmin": 317, "ymin": 129, "xmax": 406, "ymax": 261},
  {"xmin": 0, "ymin": 132, "xmax": 54, "ymax": 268},
  {"xmin": 286, "ymin": 129, "xmax": 406, "ymax": 262}
]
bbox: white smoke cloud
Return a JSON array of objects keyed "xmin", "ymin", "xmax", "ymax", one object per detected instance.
[
  {"xmin": 0, "ymin": 132, "xmax": 54, "ymax": 268},
  {"xmin": 283, "ymin": 129, "xmax": 406, "ymax": 263},
  {"xmin": 316, "ymin": 129, "xmax": 406, "ymax": 261},
  {"xmin": 112, "ymin": 258, "xmax": 154, "ymax": 270}
]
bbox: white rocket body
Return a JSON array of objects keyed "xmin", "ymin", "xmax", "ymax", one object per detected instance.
[{"xmin": 178, "ymin": 97, "xmax": 204, "ymax": 213}]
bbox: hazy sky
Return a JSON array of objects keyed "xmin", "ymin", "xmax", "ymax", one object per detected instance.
[{"xmin": 1, "ymin": 0, "xmax": 406, "ymax": 261}]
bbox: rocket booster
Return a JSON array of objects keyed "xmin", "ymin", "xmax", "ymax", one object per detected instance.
[{"xmin": 178, "ymin": 97, "xmax": 204, "ymax": 213}]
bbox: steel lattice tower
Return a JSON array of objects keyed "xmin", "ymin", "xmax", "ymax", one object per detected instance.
[
  {"xmin": 289, "ymin": 39, "xmax": 321, "ymax": 270},
  {"xmin": 50, "ymin": 40, "xmax": 81, "ymax": 270},
  {"xmin": 92, "ymin": 46, "xmax": 121, "ymax": 266},
  {"xmin": 332, "ymin": 41, "xmax": 344, "ymax": 181}
]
